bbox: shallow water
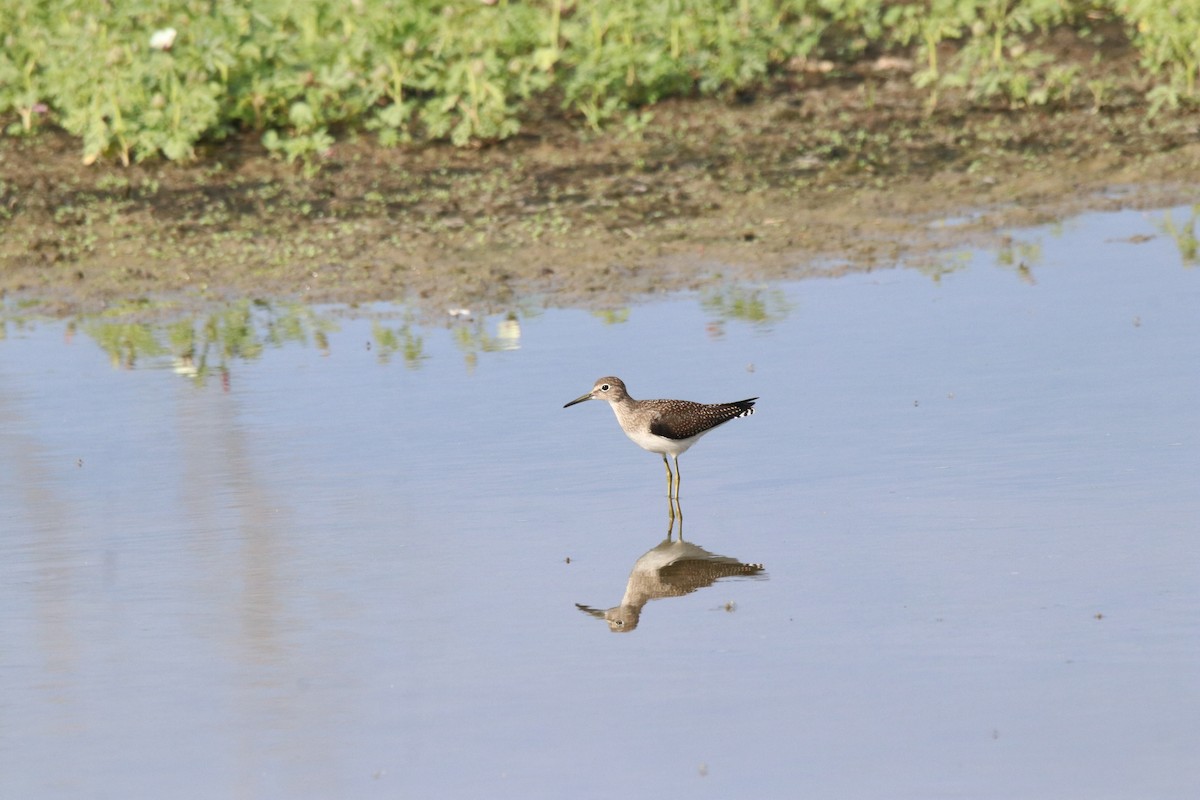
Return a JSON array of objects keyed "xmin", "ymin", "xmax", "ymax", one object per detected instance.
[{"xmin": 2, "ymin": 206, "xmax": 1198, "ymax": 799}]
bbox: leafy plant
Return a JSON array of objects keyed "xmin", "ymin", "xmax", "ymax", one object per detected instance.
[
  {"xmin": 1114, "ymin": 0, "xmax": 1200, "ymax": 113},
  {"xmin": 2, "ymin": 0, "xmax": 1198, "ymax": 165}
]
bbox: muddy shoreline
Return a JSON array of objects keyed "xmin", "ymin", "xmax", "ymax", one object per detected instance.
[{"xmin": 2, "ymin": 72, "xmax": 1198, "ymax": 319}]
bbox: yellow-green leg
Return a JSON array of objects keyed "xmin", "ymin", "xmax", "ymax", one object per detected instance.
[
  {"xmin": 663, "ymin": 455, "xmax": 675, "ymax": 518},
  {"xmin": 671, "ymin": 456, "xmax": 683, "ymax": 522}
]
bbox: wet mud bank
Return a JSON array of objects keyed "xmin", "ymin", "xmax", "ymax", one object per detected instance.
[{"xmin": 2, "ymin": 74, "xmax": 1198, "ymax": 318}]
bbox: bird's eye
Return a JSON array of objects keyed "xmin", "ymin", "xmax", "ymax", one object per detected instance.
[{"xmin": 600, "ymin": 384, "xmax": 610, "ymax": 392}]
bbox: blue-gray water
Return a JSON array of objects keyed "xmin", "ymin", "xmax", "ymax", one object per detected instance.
[{"xmin": 2, "ymin": 206, "xmax": 1198, "ymax": 798}]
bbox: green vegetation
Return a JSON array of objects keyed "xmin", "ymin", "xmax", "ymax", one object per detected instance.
[{"xmin": 2, "ymin": 0, "xmax": 1197, "ymax": 166}]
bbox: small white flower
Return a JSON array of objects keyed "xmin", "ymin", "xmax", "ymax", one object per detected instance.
[{"xmin": 150, "ymin": 28, "xmax": 177, "ymax": 51}]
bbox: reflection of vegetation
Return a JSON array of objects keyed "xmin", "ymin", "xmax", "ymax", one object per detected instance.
[
  {"xmin": 86, "ymin": 320, "xmax": 168, "ymax": 369},
  {"xmin": 1159, "ymin": 206, "xmax": 1199, "ymax": 267},
  {"xmin": 996, "ymin": 238, "xmax": 1043, "ymax": 284},
  {"xmin": 701, "ymin": 286, "xmax": 790, "ymax": 326},
  {"xmin": 997, "ymin": 239, "xmax": 1042, "ymax": 268},
  {"xmin": 3, "ymin": 299, "xmax": 539, "ymax": 379},
  {"xmin": 452, "ymin": 314, "xmax": 521, "ymax": 371},
  {"xmin": 592, "ymin": 308, "xmax": 630, "ymax": 325},
  {"xmin": 913, "ymin": 238, "xmax": 1042, "ymax": 284},
  {"xmin": 83, "ymin": 299, "xmax": 337, "ymax": 382},
  {"xmin": 912, "ymin": 250, "xmax": 971, "ymax": 282},
  {"xmin": 371, "ymin": 321, "xmax": 426, "ymax": 368}
]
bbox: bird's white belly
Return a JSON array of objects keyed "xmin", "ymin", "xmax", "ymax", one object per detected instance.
[{"xmin": 617, "ymin": 413, "xmax": 704, "ymax": 457}]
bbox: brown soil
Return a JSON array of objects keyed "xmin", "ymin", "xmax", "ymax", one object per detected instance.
[{"xmin": 2, "ymin": 56, "xmax": 1199, "ymax": 319}]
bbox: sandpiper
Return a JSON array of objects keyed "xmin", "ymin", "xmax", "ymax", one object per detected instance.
[{"xmin": 563, "ymin": 376, "xmax": 757, "ymax": 501}]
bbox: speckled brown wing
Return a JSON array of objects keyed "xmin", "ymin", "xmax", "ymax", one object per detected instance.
[{"xmin": 648, "ymin": 398, "xmax": 757, "ymax": 440}]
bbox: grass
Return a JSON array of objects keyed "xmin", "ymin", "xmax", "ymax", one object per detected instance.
[{"xmin": 1, "ymin": 1, "xmax": 1198, "ymax": 167}]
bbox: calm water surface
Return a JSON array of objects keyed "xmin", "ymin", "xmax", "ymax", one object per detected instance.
[{"xmin": 2, "ymin": 206, "xmax": 1198, "ymax": 799}]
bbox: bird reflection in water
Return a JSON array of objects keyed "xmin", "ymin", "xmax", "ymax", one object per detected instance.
[{"xmin": 576, "ymin": 516, "xmax": 765, "ymax": 633}]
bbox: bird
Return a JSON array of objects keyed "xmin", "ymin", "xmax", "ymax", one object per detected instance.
[
  {"xmin": 563, "ymin": 376, "xmax": 757, "ymax": 503},
  {"xmin": 575, "ymin": 536, "xmax": 765, "ymax": 632}
]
